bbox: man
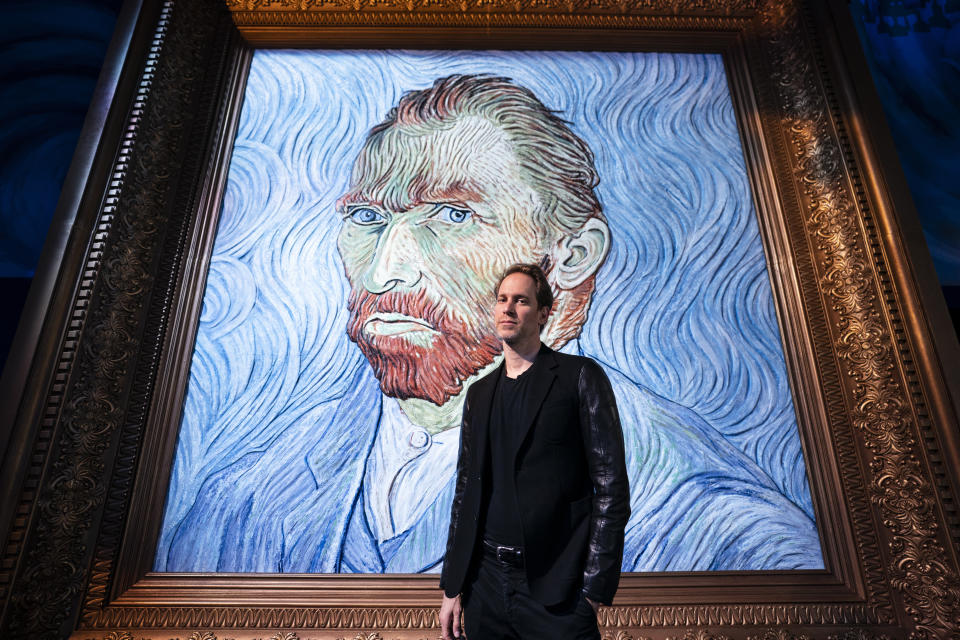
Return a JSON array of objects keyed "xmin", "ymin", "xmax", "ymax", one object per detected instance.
[
  {"xmin": 157, "ymin": 73, "xmax": 822, "ymax": 575},
  {"xmin": 438, "ymin": 264, "xmax": 629, "ymax": 640}
]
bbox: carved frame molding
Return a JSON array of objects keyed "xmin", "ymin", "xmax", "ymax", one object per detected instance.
[{"xmin": 1, "ymin": 1, "xmax": 958, "ymax": 639}]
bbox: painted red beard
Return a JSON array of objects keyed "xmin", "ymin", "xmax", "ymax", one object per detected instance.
[{"xmin": 346, "ymin": 288, "xmax": 502, "ymax": 406}]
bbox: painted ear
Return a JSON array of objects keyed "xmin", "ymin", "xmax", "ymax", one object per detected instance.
[{"xmin": 552, "ymin": 217, "xmax": 610, "ymax": 290}]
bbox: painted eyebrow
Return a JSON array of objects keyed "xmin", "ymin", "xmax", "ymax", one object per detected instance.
[
  {"xmin": 412, "ymin": 180, "xmax": 485, "ymax": 207},
  {"xmin": 335, "ymin": 193, "xmax": 378, "ymax": 212},
  {"xmin": 338, "ymin": 180, "xmax": 485, "ymax": 213}
]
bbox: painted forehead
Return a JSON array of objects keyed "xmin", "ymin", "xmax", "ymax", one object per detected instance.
[{"xmin": 341, "ymin": 116, "xmax": 524, "ymax": 211}]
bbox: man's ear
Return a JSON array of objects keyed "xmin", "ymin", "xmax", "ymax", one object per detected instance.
[
  {"xmin": 552, "ymin": 217, "xmax": 610, "ymax": 290},
  {"xmin": 537, "ymin": 303, "xmax": 551, "ymax": 328}
]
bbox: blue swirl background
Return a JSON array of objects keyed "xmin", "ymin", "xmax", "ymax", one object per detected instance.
[{"xmin": 157, "ymin": 50, "xmax": 815, "ymax": 570}]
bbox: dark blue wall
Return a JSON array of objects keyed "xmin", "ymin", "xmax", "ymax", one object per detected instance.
[
  {"xmin": 850, "ymin": 1, "xmax": 960, "ymax": 285},
  {"xmin": 0, "ymin": 0, "xmax": 123, "ymax": 368},
  {"xmin": 849, "ymin": 0, "xmax": 960, "ymax": 332}
]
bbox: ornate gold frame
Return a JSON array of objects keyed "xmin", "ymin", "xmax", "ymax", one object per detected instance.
[{"xmin": 1, "ymin": 1, "xmax": 959, "ymax": 639}]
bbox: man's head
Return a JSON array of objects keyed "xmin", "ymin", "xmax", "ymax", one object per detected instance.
[
  {"xmin": 337, "ymin": 74, "xmax": 609, "ymax": 406},
  {"xmin": 494, "ymin": 264, "xmax": 553, "ymax": 347}
]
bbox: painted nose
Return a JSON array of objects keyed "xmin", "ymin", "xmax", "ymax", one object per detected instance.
[{"xmin": 363, "ymin": 220, "xmax": 423, "ymax": 294}]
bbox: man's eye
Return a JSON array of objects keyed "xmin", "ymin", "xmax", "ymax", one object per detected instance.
[
  {"xmin": 347, "ymin": 207, "xmax": 386, "ymax": 225},
  {"xmin": 432, "ymin": 204, "xmax": 472, "ymax": 224}
]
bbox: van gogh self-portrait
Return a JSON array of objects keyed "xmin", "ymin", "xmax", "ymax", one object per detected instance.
[{"xmin": 155, "ymin": 51, "xmax": 824, "ymax": 573}]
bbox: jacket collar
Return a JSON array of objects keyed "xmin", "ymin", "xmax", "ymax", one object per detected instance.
[
  {"xmin": 514, "ymin": 344, "xmax": 558, "ymax": 457},
  {"xmin": 469, "ymin": 343, "xmax": 559, "ymax": 463}
]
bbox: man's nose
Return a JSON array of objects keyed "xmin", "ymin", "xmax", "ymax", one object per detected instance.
[{"xmin": 363, "ymin": 220, "xmax": 423, "ymax": 294}]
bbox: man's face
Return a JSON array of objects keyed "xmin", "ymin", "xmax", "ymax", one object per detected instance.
[
  {"xmin": 337, "ymin": 115, "xmax": 546, "ymax": 406},
  {"xmin": 495, "ymin": 272, "xmax": 549, "ymax": 347}
]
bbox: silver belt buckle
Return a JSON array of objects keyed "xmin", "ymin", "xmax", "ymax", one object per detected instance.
[{"xmin": 496, "ymin": 545, "xmax": 521, "ymax": 565}]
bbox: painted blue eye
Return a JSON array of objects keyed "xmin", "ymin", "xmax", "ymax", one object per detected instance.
[
  {"xmin": 434, "ymin": 204, "xmax": 472, "ymax": 224},
  {"xmin": 348, "ymin": 206, "xmax": 386, "ymax": 225}
]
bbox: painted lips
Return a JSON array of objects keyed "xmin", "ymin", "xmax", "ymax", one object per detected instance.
[{"xmin": 364, "ymin": 312, "xmax": 438, "ymax": 336}]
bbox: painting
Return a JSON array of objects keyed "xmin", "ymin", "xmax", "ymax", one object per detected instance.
[{"xmin": 153, "ymin": 49, "xmax": 824, "ymax": 574}]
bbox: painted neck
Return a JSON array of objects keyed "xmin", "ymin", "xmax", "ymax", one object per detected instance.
[{"xmin": 396, "ymin": 356, "xmax": 502, "ymax": 434}]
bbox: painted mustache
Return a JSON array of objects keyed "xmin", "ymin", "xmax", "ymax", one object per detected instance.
[
  {"xmin": 346, "ymin": 287, "xmax": 501, "ymax": 406},
  {"xmin": 348, "ymin": 289, "xmax": 449, "ymax": 337}
]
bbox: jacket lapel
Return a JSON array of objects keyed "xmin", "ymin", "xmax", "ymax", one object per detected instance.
[
  {"xmin": 469, "ymin": 363, "xmax": 500, "ymax": 472},
  {"xmin": 512, "ymin": 345, "xmax": 558, "ymax": 460}
]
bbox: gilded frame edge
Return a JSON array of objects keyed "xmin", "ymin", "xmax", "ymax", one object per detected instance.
[
  {"xmin": 69, "ymin": 0, "xmax": 960, "ymax": 636},
  {"xmin": 88, "ymin": 0, "xmax": 895, "ymax": 634},
  {"xmin": 115, "ymin": 3, "xmax": 869, "ymax": 619}
]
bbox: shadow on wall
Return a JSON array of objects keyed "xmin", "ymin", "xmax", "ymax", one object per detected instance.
[
  {"xmin": 849, "ymin": 0, "xmax": 960, "ymax": 338},
  {"xmin": 0, "ymin": 0, "xmax": 123, "ymax": 370}
]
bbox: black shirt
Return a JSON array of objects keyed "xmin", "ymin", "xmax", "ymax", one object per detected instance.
[{"xmin": 480, "ymin": 364, "xmax": 534, "ymax": 545}]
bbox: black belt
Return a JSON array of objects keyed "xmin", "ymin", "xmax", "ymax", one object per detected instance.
[{"xmin": 483, "ymin": 539, "xmax": 525, "ymax": 568}]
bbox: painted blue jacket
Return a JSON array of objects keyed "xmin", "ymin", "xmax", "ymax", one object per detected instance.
[{"xmin": 156, "ymin": 358, "xmax": 822, "ymax": 573}]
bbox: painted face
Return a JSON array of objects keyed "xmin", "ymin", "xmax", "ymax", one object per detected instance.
[
  {"xmin": 495, "ymin": 272, "xmax": 549, "ymax": 347},
  {"xmin": 337, "ymin": 116, "xmax": 545, "ymax": 405}
]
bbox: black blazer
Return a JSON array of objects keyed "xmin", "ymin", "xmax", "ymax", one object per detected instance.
[{"xmin": 439, "ymin": 345, "xmax": 629, "ymax": 606}]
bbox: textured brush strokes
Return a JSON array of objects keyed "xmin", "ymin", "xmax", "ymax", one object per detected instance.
[{"xmin": 155, "ymin": 50, "xmax": 821, "ymax": 572}]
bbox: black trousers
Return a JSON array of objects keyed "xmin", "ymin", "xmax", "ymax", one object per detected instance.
[{"xmin": 462, "ymin": 555, "xmax": 600, "ymax": 640}]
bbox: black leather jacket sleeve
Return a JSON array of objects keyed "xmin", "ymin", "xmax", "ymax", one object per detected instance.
[
  {"xmin": 439, "ymin": 386, "xmax": 473, "ymax": 596},
  {"xmin": 578, "ymin": 360, "xmax": 630, "ymax": 605}
]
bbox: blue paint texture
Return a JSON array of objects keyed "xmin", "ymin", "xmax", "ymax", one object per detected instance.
[{"xmin": 155, "ymin": 51, "xmax": 823, "ymax": 573}]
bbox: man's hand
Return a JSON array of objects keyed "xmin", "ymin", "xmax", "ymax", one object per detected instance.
[{"xmin": 439, "ymin": 593, "xmax": 463, "ymax": 639}]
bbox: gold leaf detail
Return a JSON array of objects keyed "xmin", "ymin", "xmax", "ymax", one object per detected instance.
[
  {"xmin": 826, "ymin": 630, "xmax": 893, "ymax": 640},
  {"xmin": 746, "ymin": 630, "xmax": 812, "ymax": 640},
  {"xmin": 666, "ymin": 631, "xmax": 732, "ymax": 640},
  {"xmin": 758, "ymin": 0, "xmax": 960, "ymax": 636}
]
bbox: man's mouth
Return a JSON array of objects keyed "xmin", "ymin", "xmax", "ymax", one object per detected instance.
[{"xmin": 364, "ymin": 312, "xmax": 439, "ymax": 336}]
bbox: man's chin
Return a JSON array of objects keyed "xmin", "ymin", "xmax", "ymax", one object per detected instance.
[
  {"xmin": 497, "ymin": 330, "xmax": 518, "ymax": 343},
  {"xmin": 498, "ymin": 330, "xmax": 530, "ymax": 348}
]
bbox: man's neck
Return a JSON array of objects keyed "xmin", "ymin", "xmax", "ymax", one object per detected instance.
[
  {"xmin": 502, "ymin": 338, "xmax": 542, "ymax": 379},
  {"xmin": 396, "ymin": 356, "xmax": 503, "ymax": 435}
]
